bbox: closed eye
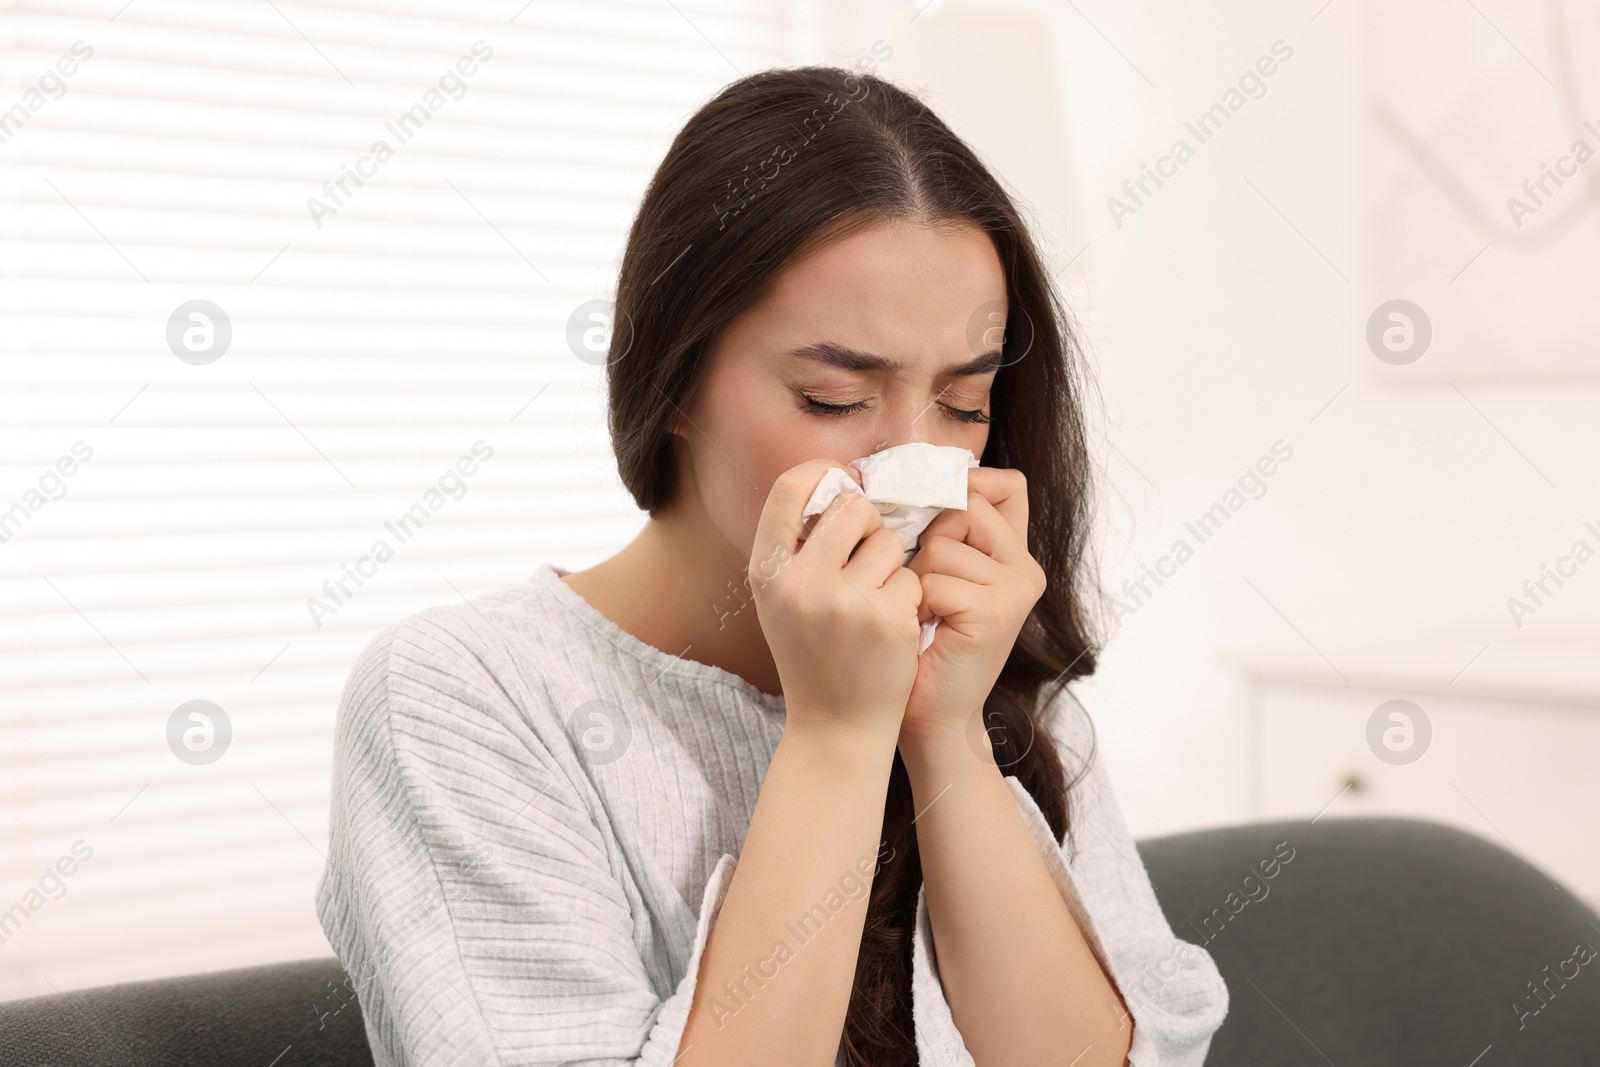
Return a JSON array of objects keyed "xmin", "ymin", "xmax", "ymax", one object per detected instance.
[
  {"xmin": 942, "ymin": 404, "xmax": 990, "ymax": 425},
  {"xmin": 798, "ymin": 392, "xmax": 990, "ymax": 424}
]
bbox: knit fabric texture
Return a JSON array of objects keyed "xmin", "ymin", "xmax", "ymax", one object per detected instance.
[{"xmin": 316, "ymin": 563, "xmax": 1228, "ymax": 1066}]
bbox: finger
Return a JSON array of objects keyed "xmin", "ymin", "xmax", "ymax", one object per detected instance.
[
  {"xmin": 909, "ymin": 532, "xmax": 1006, "ymax": 587},
  {"xmin": 958, "ymin": 491, "xmax": 1029, "ymax": 566},
  {"xmin": 918, "ymin": 491, "xmax": 1023, "ymax": 566},
  {"xmin": 884, "ymin": 567, "xmax": 927, "ymax": 638},
  {"xmin": 912, "ymin": 534, "xmax": 996, "ymax": 624},
  {"xmin": 966, "ymin": 467, "xmax": 1029, "ymax": 551},
  {"xmin": 919, "ymin": 570, "xmax": 985, "ymax": 621},
  {"xmin": 801, "ymin": 489, "xmax": 884, "ymax": 570},
  {"xmin": 843, "ymin": 525, "xmax": 909, "ymax": 587},
  {"xmin": 752, "ymin": 457, "xmax": 863, "ymax": 563},
  {"xmin": 919, "ymin": 499, "xmax": 971, "ymax": 546},
  {"xmin": 840, "ymin": 550, "xmax": 922, "ymax": 654}
]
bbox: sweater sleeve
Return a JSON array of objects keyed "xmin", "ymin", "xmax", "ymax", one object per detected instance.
[
  {"xmin": 909, "ymin": 688, "xmax": 1229, "ymax": 1067},
  {"xmin": 314, "ymin": 615, "xmax": 736, "ymax": 1067}
]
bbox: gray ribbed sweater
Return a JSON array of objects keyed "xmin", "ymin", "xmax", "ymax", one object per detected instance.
[{"xmin": 316, "ymin": 563, "xmax": 1227, "ymax": 1066}]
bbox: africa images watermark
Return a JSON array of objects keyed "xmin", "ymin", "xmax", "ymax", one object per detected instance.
[
  {"xmin": 1107, "ymin": 39, "xmax": 1294, "ymax": 228},
  {"xmin": 0, "ymin": 841, "xmax": 96, "ymax": 949},
  {"xmin": 167, "ymin": 700, "xmax": 232, "ymax": 766},
  {"xmin": 1511, "ymin": 933, "xmax": 1597, "ymax": 1031},
  {"xmin": 0, "ymin": 440, "xmax": 94, "ymax": 545},
  {"xmin": 1182, "ymin": 839, "xmax": 1296, "ymax": 947},
  {"xmin": 711, "ymin": 40, "xmax": 891, "ymax": 232},
  {"xmin": 711, "ymin": 516, "xmax": 813, "ymax": 631},
  {"xmin": 706, "ymin": 840, "xmax": 896, "ymax": 1029},
  {"xmin": 1110, "ymin": 440, "xmax": 1295, "ymax": 620},
  {"xmin": 307, "ymin": 41, "xmax": 494, "ymax": 228},
  {"xmin": 1505, "ymin": 114, "xmax": 1600, "ymax": 229},
  {"xmin": 307, "ymin": 441, "xmax": 494, "ymax": 628},
  {"xmin": 1366, "ymin": 698, "xmax": 1430, "ymax": 765},
  {"xmin": 1504, "ymin": 516, "xmax": 1600, "ymax": 629},
  {"xmin": 0, "ymin": 40, "xmax": 94, "ymax": 146},
  {"xmin": 1105, "ymin": 839, "xmax": 1296, "ymax": 1030}
]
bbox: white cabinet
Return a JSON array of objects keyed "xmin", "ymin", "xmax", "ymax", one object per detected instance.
[{"xmin": 1248, "ymin": 673, "xmax": 1600, "ymax": 911}]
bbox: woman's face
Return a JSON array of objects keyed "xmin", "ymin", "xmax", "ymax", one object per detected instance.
[{"xmin": 670, "ymin": 217, "xmax": 1008, "ymax": 564}]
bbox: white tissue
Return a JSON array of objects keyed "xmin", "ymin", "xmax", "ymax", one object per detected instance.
[{"xmin": 797, "ymin": 442, "xmax": 980, "ymax": 654}]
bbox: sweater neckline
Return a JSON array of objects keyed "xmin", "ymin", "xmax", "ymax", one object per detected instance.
[{"xmin": 533, "ymin": 563, "xmax": 788, "ymax": 715}]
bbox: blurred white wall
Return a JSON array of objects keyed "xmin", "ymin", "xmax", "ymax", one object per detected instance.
[{"xmin": 874, "ymin": 0, "xmax": 1600, "ymax": 901}]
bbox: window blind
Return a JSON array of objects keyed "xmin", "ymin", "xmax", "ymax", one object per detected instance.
[{"xmin": 0, "ymin": 0, "xmax": 807, "ymax": 999}]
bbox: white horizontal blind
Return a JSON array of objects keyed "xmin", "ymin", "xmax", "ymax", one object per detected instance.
[{"xmin": 0, "ymin": 0, "xmax": 804, "ymax": 999}]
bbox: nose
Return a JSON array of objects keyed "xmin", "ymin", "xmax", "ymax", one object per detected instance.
[
  {"xmin": 878, "ymin": 389, "xmax": 949, "ymax": 448},
  {"xmin": 856, "ymin": 384, "xmax": 973, "ymax": 458}
]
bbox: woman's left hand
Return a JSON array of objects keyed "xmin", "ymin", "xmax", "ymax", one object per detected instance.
[{"xmin": 900, "ymin": 466, "xmax": 1047, "ymax": 755}]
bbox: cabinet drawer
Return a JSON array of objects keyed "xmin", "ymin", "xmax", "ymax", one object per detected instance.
[{"xmin": 1251, "ymin": 678, "xmax": 1600, "ymax": 910}]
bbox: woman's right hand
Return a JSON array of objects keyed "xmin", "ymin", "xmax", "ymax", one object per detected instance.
[{"xmin": 749, "ymin": 458, "xmax": 923, "ymax": 746}]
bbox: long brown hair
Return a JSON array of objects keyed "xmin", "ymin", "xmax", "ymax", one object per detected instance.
[{"xmin": 604, "ymin": 63, "xmax": 1103, "ymax": 1065}]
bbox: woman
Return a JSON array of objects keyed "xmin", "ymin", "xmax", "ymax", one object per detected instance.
[{"xmin": 317, "ymin": 65, "xmax": 1227, "ymax": 1067}]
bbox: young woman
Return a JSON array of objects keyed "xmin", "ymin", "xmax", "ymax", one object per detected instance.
[{"xmin": 318, "ymin": 65, "xmax": 1227, "ymax": 1067}]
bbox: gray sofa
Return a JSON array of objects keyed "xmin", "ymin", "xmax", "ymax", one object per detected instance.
[{"xmin": 2, "ymin": 817, "xmax": 1596, "ymax": 1065}]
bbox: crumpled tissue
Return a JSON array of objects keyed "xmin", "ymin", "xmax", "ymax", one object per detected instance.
[{"xmin": 797, "ymin": 442, "xmax": 979, "ymax": 654}]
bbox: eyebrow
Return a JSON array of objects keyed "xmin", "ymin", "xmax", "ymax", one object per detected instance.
[{"xmin": 786, "ymin": 341, "xmax": 1004, "ymax": 377}]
